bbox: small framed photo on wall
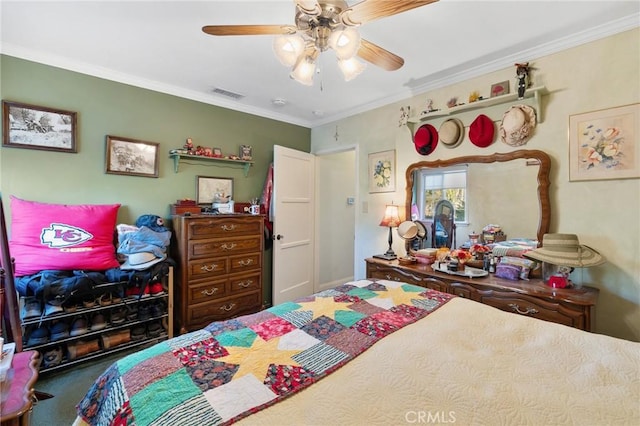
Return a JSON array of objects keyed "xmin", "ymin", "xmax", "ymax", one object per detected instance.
[
  {"xmin": 105, "ymin": 135, "xmax": 159, "ymax": 178},
  {"xmin": 368, "ymin": 149, "xmax": 396, "ymax": 193},
  {"xmin": 240, "ymin": 145, "xmax": 253, "ymax": 160}
]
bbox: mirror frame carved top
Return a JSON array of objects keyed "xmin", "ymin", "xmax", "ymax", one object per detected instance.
[{"xmin": 405, "ymin": 149, "xmax": 551, "ymax": 245}]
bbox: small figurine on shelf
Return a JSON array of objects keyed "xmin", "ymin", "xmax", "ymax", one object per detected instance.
[
  {"xmin": 184, "ymin": 138, "xmax": 194, "ymax": 155},
  {"xmin": 446, "ymin": 97, "xmax": 458, "ymax": 108},
  {"xmin": 468, "ymin": 91, "xmax": 481, "ymax": 103},
  {"xmin": 515, "ymin": 62, "xmax": 530, "ymax": 99},
  {"xmin": 398, "ymin": 106, "xmax": 410, "ymax": 127}
]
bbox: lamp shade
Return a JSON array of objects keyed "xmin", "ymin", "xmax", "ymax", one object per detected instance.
[
  {"xmin": 273, "ymin": 34, "xmax": 305, "ymax": 67},
  {"xmin": 328, "ymin": 27, "xmax": 361, "ymax": 60},
  {"xmin": 379, "ymin": 204, "xmax": 401, "ymax": 228},
  {"xmin": 338, "ymin": 57, "xmax": 366, "ymax": 81},
  {"xmin": 290, "ymin": 54, "xmax": 316, "ymax": 86}
]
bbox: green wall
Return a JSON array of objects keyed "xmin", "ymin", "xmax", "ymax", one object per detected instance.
[{"xmin": 0, "ymin": 55, "xmax": 311, "ymax": 305}]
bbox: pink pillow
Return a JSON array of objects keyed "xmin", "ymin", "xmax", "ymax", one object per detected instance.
[{"xmin": 9, "ymin": 196, "xmax": 121, "ymax": 276}]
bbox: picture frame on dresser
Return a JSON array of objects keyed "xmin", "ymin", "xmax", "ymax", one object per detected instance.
[
  {"xmin": 196, "ymin": 176, "xmax": 233, "ymax": 205},
  {"xmin": 105, "ymin": 135, "xmax": 159, "ymax": 178},
  {"xmin": 2, "ymin": 100, "xmax": 78, "ymax": 153}
]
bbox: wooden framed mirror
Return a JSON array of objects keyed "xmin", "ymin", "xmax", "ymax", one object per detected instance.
[{"xmin": 405, "ymin": 150, "xmax": 551, "ymax": 245}]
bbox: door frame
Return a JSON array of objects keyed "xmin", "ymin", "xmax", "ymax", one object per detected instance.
[{"xmin": 313, "ymin": 144, "xmax": 359, "ymax": 291}]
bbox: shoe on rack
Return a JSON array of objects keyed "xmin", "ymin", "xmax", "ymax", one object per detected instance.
[
  {"xmin": 69, "ymin": 317, "xmax": 89, "ymax": 337},
  {"xmin": 125, "ymin": 284, "xmax": 148, "ymax": 299},
  {"xmin": 44, "ymin": 302, "xmax": 64, "ymax": 317},
  {"xmin": 43, "ymin": 346, "xmax": 63, "ymax": 368},
  {"xmin": 26, "ymin": 325, "xmax": 50, "ymax": 346},
  {"xmin": 149, "ymin": 282, "xmax": 165, "ymax": 296},
  {"xmin": 147, "ymin": 321, "xmax": 162, "ymax": 338},
  {"xmin": 149, "ymin": 302, "xmax": 165, "ymax": 319},
  {"xmin": 50, "ymin": 321, "xmax": 70, "ymax": 341},
  {"xmin": 137, "ymin": 303, "xmax": 151, "ymax": 321},
  {"xmin": 98, "ymin": 293, "xmax": 112, "ymax": 306},
  {"xmin": 126, "ymin": 305, "xmax": 138, "ymax": 321},
  {"xmin": 21, "ymin": 297, "xmax": 42, "ymax": 320},
  {"xmin": 90, "ymin": 313, "xmax": 108, "ymax": 331},
  {"xmin": 110, "ymin": 308, "xmax": 127, "ymax": 325},
  {"xmin": 67, "ymin": 339, "xmax": 100, "ymax": 360},
  {"xmin": 130, "ymin": 325, "xmax": 146, "ymax": 341}
]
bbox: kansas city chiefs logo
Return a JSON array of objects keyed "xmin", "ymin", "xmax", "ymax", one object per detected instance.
[{"xmin": 41, "ymin": 223, "xmax": 93, "ymax": 248}]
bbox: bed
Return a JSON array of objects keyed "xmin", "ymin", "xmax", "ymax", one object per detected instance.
[{"xmin": 74, "ymin": 278, "xmax": 640, "ymax": 425}]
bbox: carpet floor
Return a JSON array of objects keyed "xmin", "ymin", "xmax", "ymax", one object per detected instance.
[{"xmin": 31, "ymin": 349, "xmax": 136, "ymax": 426}]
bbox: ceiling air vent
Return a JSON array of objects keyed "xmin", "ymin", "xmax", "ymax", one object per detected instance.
[{"xmin": 212, "ymin": 87, "xmax": 245, "ymax": 100}]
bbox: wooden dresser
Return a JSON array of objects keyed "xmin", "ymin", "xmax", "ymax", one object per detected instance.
[
  {"xmin": 173, "ymin": 214, "xmax": 264, "ymax": 333},
  {"xmin": 366, "ymin": 257, "xmax": 599, "ymax": 331}
]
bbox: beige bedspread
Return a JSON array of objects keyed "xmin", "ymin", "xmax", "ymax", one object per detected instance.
[{"xmin": 238, "ymin": 297, "xmax": 640, "ymax": 425}]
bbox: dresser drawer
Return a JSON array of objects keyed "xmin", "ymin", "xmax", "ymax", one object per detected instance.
[
  {"xmin": 367, "ymin": 263, "xmax": 447, "ymax": 291},
  {"xmin": 187, "ymin": 217, "xmax": 262, "ymax": 240},
  {"xmin": 189, "ymin": 236, "xmax": 262, "ymax": 259},
  {"xmin": 188, "ymin": 257, "xmax": 228, "ymax": 280},
  {"xmin": 481, "ymin": 294, "xmax": 587, "ymax": 329},
  {"xmin": 229, "ymin": 271, "xmax": 261, "ymax": 294},
  {"xmin": 229, "ymin": 253, "xmax": 261, "ymax": 274},
  {"xmin": 188, "ymin": 292, "xmax": 261, "ymax": 326},
  {"xmin": 188, "ymin": 278, "xmax": 228, "ymax": 304}
]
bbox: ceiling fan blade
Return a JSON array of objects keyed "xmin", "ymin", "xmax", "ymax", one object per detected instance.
[
  {"xmin": 202, "ymin": 25, "xmax": 297, "ymax": 36},
  {"xmin": 358, "ymin": 39, "xmax": 404, "ymax": 71},
  {"xmin": 342, "ymin": 0, "xmax": 438, "ymax": 26}
]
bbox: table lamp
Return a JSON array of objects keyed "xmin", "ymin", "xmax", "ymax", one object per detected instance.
[{"xmin": 373, "ymin": 204, "xmax": 401, "ymax": 260}]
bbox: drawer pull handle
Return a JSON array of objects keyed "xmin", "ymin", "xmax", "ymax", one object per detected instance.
[
  {"xmin": 201, "ymin": 288, "xmax": 219, "ymax": 296},
  {"xmin": 508, "ymin": 303, "xmax": 539, "ymax": 316},
  {"xmin": 201, "ymin": 264, "xmax": 219, "ymax": 272},
  {"xmin": 238, "ymin": 259, "xmax": 254, "ymax": 266},
  {"xmin": 221, "ymin": 224, "xmax": 236, "ymax": 231},
  {"xmin": 384, "ymin": 274, "xmax": 400, "ymax": 281},
  {"xmin": 238, "ymin": 281, "xmax": 252, "ymax": 288},
  {"xmin": 220, "ymin": 303, "xmax": 236, "ymax": 312},
  {"xmin": 221, "ymin": 243, "xmax": 237, "ymax": 251}
]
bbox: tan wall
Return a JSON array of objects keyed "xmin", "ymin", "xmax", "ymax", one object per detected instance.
[{"xmin": 312, "ymin": 29, "xmax": 640, "ymax": 341}]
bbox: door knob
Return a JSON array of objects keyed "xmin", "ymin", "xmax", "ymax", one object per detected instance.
[{"xmin": 273, "ymin": 234, "xmax": 283, "ymax": 240}]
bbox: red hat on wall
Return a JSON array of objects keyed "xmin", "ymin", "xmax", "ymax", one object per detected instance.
[
  {"xmin": 469, "ymin": 114, "xmax": 495, "ymax": 148},
  {"xmin": 413, "ymin": 123, "xmax": 438, "ymax": 156}
]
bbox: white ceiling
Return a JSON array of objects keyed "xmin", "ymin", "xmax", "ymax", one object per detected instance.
[{"xmin": 1, "ymin": 1, "xmax": 638, "ymax": 128}]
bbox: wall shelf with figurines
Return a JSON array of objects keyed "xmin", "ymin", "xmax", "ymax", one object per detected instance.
[
  {"xmin": 169, "ymin": 139, "xmax": 254, "ymax": 176},
  {"xmin": 407, "ymin": 86, "xmax": 548, "ymax": 134},
  {"xmin": 169, "ymin": 153, "xmax": 254, "ymax": 176}
]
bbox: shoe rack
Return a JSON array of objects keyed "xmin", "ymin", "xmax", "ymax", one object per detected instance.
[{"xmin": 19, "ymin": 267, "xmax": 174, "ymax": 374}]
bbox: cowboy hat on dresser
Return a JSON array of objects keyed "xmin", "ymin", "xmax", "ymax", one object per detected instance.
[
  {"xmin": 499, "ymin": 104, "xmax": 537, "ymax": 146},
  {"xmin": 469, "ymin": 114, "xmax": 495, "ymax": 148},
  {"xmin": 413, "ymin": 123, "xmax": 439, "ymax": 156},
  {"xmin": 438, "ymin": 118, "xmax": 465, "ymax": 148}
]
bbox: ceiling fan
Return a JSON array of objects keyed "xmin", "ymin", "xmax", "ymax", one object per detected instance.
[{"xmin": 202, "ymin": 0, "xmax": 438, "ymax": 85}]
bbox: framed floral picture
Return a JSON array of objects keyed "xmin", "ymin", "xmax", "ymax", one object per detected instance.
[
  {"xmin": 368, "ymin": 149, "xmax": 396, "ymax": 193},
  {"xmin": 569, "ymin": 103, "xmax": 639, "ymax": 181}
]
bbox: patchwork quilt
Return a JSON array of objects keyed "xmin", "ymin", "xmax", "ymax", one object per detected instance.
[{"xmin": 76, "ymin": 279, "xmax": 453, "ymax": 425}]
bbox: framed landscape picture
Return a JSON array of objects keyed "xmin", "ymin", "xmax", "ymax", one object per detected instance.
[
  {"xmin": 105, "ymin": 135, "xmax": 159, "ymax": 178},
  {"xmin": 2, "ymin": 100, "xmax": 77, "ymax": 153}
]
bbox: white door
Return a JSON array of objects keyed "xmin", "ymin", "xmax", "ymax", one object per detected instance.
[{"xmin": 272, "ymin": 145, "xmax": 315, "ymax": 305}]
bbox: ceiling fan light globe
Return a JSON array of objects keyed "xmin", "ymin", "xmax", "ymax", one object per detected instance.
[
  {"xmin": 273, "ymin": 34, "xmax": 305, "ymax": 67},
  {"xmin": 329, "ymin": 27, "xmax": 361, "ymax": 60},
  {"xmin": 290, "ymin": 57, "xmax": 316, "ymax": 86},
  {"xmin": 338, "ymin": 57, "xmax": 366, "ymax": 81}
]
